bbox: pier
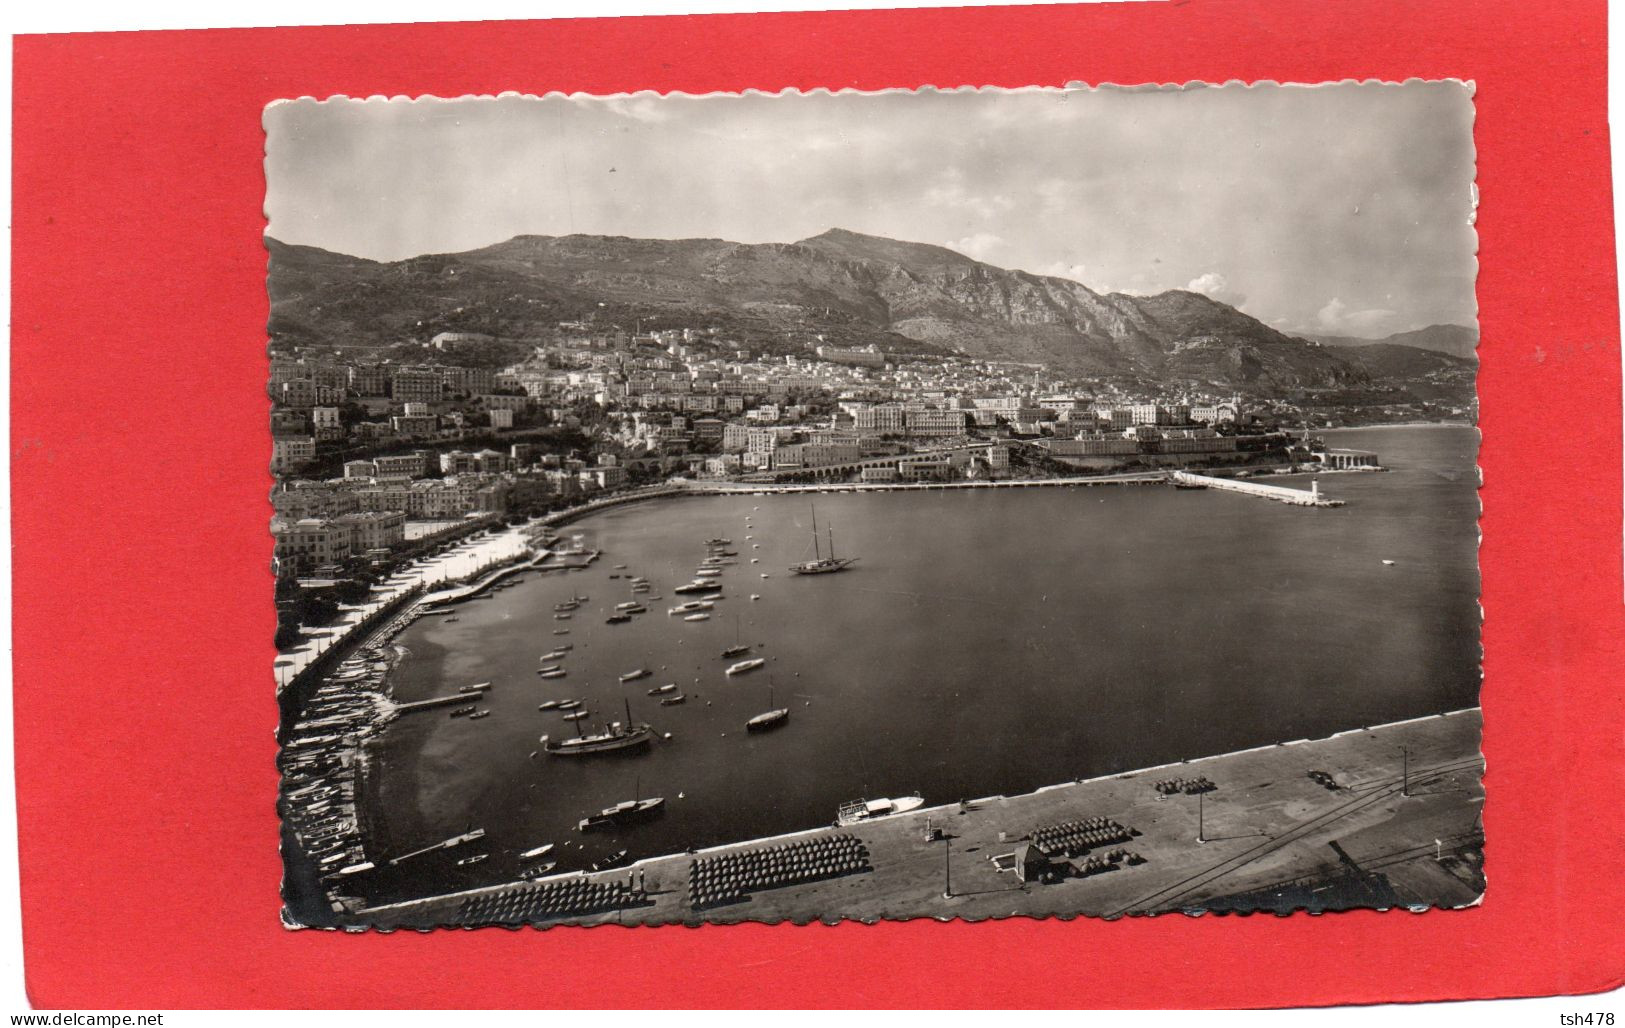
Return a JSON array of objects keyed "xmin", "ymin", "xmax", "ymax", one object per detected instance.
[
  {"xmin": 353, "ymin": 708, "xmax": 1482, "ymax": 927},
  {"xmin": 1171, "ymin": 471, "xmax": 1345, "ymax": 507}
]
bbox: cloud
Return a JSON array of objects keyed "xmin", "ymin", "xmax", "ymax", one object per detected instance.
[
  {"xmin": 922, "ymin": 169, "xmax": 1015, "ymax": 219},
  {"xmin": 1316, "ymin": 297, "xmax": 1398, "ymax": 335},
  {"xmin": 1032, "ymin": 260, "xmax": 1091, "ymax": 284},
  {"xmin": 1187, "ymin": 271, "xmax": 1247, "ymax": 307},
  {"xmin": 946, "ymin": 233, "xmax": 1005, "ymax": 261}
]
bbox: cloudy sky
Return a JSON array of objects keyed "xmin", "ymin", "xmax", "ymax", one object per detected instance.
[{"xmin": 265, "ymin": 82, "xmax": 1476, "ymax": 338}]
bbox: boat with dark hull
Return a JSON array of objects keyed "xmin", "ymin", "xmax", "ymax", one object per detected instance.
[
  {"xmin": 545, "ymin": 698, "xmax": 654, "ymax": 757},
  {"xmin": 578, "ymin": 798, "xmax": 664, "ymax": 832}
]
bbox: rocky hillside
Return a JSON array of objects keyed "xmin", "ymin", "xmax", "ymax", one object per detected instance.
[{"xmin": 266, "ymin": 228, "xmax": 1459, "ymax": 395}]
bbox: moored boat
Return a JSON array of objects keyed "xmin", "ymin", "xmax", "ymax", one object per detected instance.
[
  {"xmin": 674, "ymin": 581, "xmax": 723, "ymax": 595},
  {"xmin": 836, "ymin": 795, "xmax": 925, "ymax": 826},
  {"xmin": 790, "ymin": 504, "xmax": 858, "ymax": 575},
  {"xmin": 578, "ymin": 798, "xmax": 664, "ymax": 833},
  {"xmin": 726, "ymin": 658, "xmax": 766, "ymax": 676},
  {"xmin": 519, "ymin": 842, "xmax": 555, "ymax": 859},
  {"xmin": 517, "ymin": 861, "xmax": 557, "ymax": 880},
  {"xmin": 619, "ymin": 668, "xmax": 651, "ymax": 682},
  {"xmin": 591, "ymin": 850, "xmax": 631, "ymax": 871}
]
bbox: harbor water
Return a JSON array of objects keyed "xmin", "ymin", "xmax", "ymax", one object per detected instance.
[{"xmin": 358, "ymin": 424, "xmax": 1480, "ymax": 904}]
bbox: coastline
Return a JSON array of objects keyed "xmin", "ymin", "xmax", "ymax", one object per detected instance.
[{"xmin": 283, "ymin": 426, "xmax": 1479, "ymax": 925}]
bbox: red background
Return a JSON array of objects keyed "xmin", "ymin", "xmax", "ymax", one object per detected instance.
[{"xmin": 11, "ymin": 0, "xmax": 1624, "ymax": 1008}]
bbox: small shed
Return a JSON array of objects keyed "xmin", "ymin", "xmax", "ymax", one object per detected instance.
[{"xmin": 1014, "ymin": 842, "xmax": 1051, "ymax": 883}]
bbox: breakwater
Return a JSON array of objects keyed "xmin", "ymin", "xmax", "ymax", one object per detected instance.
[{"xmin": 1171, "ymin": 471, "xmax": 1345, "ymax": 507}]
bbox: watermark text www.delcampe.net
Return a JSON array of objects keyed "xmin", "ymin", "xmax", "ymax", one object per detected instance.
[{"xmin": 11, "ymin": 1015, "xmax": 163, "ymax": 1026}]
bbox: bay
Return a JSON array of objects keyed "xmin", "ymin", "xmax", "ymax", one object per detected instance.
[{"xmin": 362, "ymin": 424, "xmax": 1480, "ymax": 903}]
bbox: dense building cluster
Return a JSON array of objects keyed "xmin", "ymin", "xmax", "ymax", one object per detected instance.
[{"xmin": 267, "ymin": 321, "xmax": 1312, "ymax": 583}]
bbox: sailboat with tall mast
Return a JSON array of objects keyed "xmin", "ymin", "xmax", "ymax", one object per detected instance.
[
  {"xmin": 721, "ymin": 612, "xmax": 751, "ymax": 659},
  {"xmin": 746, "ymin": 678, "xmax": 789, "ymax": 732},
  {"xmin": 789, "ymin": 503, "xmax": 858, "ymax": 575}
]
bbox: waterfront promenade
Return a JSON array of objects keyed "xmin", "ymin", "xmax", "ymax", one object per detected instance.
[
  {"xmin": 357, "ymin": 708, "xmax": 1482, "ymax": 927},
  {"xmin": 275, "ymin": 527, "xmax": 535, "ymax": 687}
]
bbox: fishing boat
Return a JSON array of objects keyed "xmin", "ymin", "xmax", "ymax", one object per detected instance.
[
  {"xmin": 557, "ymin": 699, "xmax": 583, "ymax": 711},
  {"xmin": 538, "ymin": 665, "xmax": 563, "ymax": 674},
  {"xmin": 704, "ymin": 538, "xmax": 732, "ymax": 546},
  {"xmin": 615, "ymin": 601, "xmax": 643, "ymax": 612},
  {"xmin": 545, "ymin": 700, "xmax": 655, "ymax": 757},
  {"xmin": 746, "ymin": 683, "xmax": 789, "ymax": 733},
  {"xmin": 445, "ymin": 617, "xmax": 460, "ymax": 623},
  {"xmin": 659, "ymin": 694, "xmax": 687, "ymax": 706},
  {"xmin": 684, "ymin": 613, "xmax": 710, "ymax": 622},
  {"xmin": 622, "ymin": 604, "xmax": 647, "ymax": 614},
  {"xmin": 563, "ymin": 711, "xmax": 589, "ymax": 721},
  {"xmin": 468, "ymin": 710, "xmax": 491, "ymax": 720},
  {"xmin": 669, "ymin": 600, "xmax": 714, "ymax": 615},
  {"xmin": 836, "ymin": 795, "xmax": 925, "ymax": 826},
  {"xmin": 726, "ymin": 658, "xmax": 766, "ymax": 676},
  {"xmin": 552, "ymin": 629, "xmax": 571, "ymax": 635},
  {"xmin": 519, "ymin": 842, "xmax": 555, "ymax": 860},
  {"xmin": 647, "ymin": 683, "xmax": 678, "ymax": 695},
  {"xmin": 449, "ymin": 706, "xmax": 477, "ymax": 717},
  {"xmin": 517, "ymin": 862, "xmax": 557, "ymax": 880},
  {"xmin": 537, "ymin": 700, "xmax": 562, "ymax": 711},
  {"xmin": 456, "ymin": 853, "xmax": 487, "ymax": 866},
  {"xmin": 790, "ymin": 504, "xmax": 858, "ymax": 575},
  {"xmin": 553, "ymin": 601, "xmax": 579, "ymax": 612},
  {"xmin": 539, "ymin": 669, "xmax": 567, "ymax": 679},
  {"xmin": 695, "ymin": 568, "xmax": 723, "ymax": 578},
  {"xmin": 542, "ymin": 650, "xmax": 568, "ymax": 660},
  {"xmin": 619, "ymin": 668, "xmax": 651, "ymax": 682},
  {"xmin": 606, "ymin": 613, "xmax": 632, "ymax": 624},
  {"xmin": 554, "ymin": 613, "xmax": 572, "ymax": 620}
]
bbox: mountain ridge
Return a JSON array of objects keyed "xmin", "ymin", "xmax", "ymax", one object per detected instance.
[
  {"xmin": 266, "ymin": 230, "xmax": 1462, "ymax": 397},
  {"xmin": 1310, "ymin": 323, "xmax": 1478, "ymax": 361}
]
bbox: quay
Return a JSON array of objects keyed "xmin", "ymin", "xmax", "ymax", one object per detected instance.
[
  {"xmin": 1171, "ymin": 471, "xmax": 1345, "ymax": 507},
  {"xmin": 351, "ymin": 708, "xmax": 1482, "ymax": 928},
  {"xmin": 682, "ymin": 472, "xmax": 1165, "ymax": 495}
]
